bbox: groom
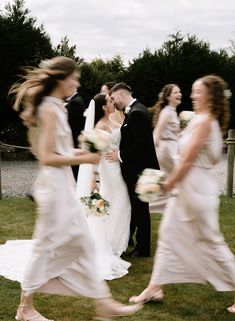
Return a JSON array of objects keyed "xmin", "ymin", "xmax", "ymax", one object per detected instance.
[{"xmin": 107, "ymin": 83, "xmax": 159, "ymax": 257}]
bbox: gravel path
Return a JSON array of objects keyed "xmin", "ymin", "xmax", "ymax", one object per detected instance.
[{"xmin": 0, "ymin": 155, "xmax": 234, "ymax": 197}]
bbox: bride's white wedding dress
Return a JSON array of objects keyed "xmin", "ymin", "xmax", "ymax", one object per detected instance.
[
  {"xmin": 0, "ymin": 239, "xmax": 36, "ymax": 283},
  {"xmin": 77, "ymin": 127, "xmax": 132, "ymax": 280},
  {"xmin": 98, "ymin": 128, "xmax": 131, "ymax": 256}
]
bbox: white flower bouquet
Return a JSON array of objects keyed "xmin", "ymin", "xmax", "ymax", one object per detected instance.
[
  {"xmin": 135, "ymin": 168, "xmax": 165, "ymax": 203},
  {"xmin": 78, "ymin": 128, "xmax": 111, "ymax": 153},
  {"xmin": 80, "ymin": 192, "xmax": 110, "ymax": 217},
  {"xmin": 179, "ymin": 111, "xmax": 195, "ymax": 129}
]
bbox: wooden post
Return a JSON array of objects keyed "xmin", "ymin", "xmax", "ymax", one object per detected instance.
[
  {"xmin": 226, "ymin": 129, "xmax": 235, "ymax": 197},
  {"xmin": 0, "ymin": 143, "xmax": 2, "ymax": 200}
]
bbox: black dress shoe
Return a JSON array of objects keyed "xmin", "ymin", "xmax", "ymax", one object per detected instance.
[{"xmin": 126, "ymin": 249, "xmax": 150, "ymax": 258}]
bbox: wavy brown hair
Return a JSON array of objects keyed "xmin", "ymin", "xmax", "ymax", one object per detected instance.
[
  {"xmin": 200, "ymin": 75, "xmax": 230, "ymax": 133},
  {"xmin": 152, "ymin": 84, "xmax": 178, "ymax": 128},
  {"xmin": 9, "ymin": 56, "xmax": 79, "ymax": 127}
]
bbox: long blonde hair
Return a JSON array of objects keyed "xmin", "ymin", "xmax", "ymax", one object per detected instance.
[{"xmin": 9, "ymin": 56, "xmax": 79, "ymax": 127}]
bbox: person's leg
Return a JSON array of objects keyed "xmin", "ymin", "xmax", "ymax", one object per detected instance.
[
  {"xmin": 134, "ymin": 199, "xmax": 151, "ymax": 256},
  {"xmin": 227, "ymin": 295, "xmax": 235, "ymax": 313},
  {"xmin": 16, "ymin": 291, "xmax": 54, "ymax": 321},
  {"xmin": 128, "ymin": 215, "xmax": 136, "ymax": 247},
  {"xmin": 95, "ymin": 298, "xmax": 142, "ymax": 319},
  {"xmin": 17, "ymin": 281, "xmax": 141, "ymax": 321},
  {"xmin": 129, "ymin": 284, "xmax": 163, "ymax": 304},
  {"xmin": 127, "ymin": 184, "xmax": 151, "ymax": 257}
]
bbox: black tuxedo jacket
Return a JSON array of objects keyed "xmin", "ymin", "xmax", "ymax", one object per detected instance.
[
  {"xmin": 65, "ymin": 92, "xmax": 86, "ymax": 148},
  {"xmin": 120, "ymin": 100, "xmax": 159, "ymax": 185}
]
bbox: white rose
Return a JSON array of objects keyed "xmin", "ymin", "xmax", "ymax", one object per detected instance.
[
  {"xmin": 142, "ymin": 168, "xmax": 156, "ymax": 176},
  {"xmin": 179, "ymin": 111, "xmax": 195, "ymax": 121},
  {"xmin": 138, "ymin": 193, "xmax": 156, "ymax": 203}
]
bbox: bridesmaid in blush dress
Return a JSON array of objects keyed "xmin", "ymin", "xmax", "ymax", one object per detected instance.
[
  {"xmin": 5, "ymin": 56, "xmax": 142, "ymax": 321},
  {"xmin": 150, "ymin": 84, "xmax": 181, "ymax": 213},
  {"xmin": 152, "ymin": 84, "xmax": 181, "ymax": 175},
  {"xmin": 129, "ymin": 75, "xmax": 235, "ymax": 314}
]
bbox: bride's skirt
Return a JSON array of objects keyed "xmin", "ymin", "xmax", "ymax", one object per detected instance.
[
  {"xmin": 87, "ymin": 216, "xmax": 131, "ymax": 280},
  {"xmin": 0, "ymin": 238, "xmax": 130, "ymax": 284},
  {"xmin": 0, "ymin": 240, "xmax": 36, "ymax": 283}
]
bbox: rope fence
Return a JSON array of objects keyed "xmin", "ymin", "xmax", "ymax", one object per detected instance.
[
  {"xmin": 0, "ymin": 142, "xmax": 30, "ymax": 150},
  {"xmin": 0, "ymin": 142, "xmax": 31, "ymax": 199}
]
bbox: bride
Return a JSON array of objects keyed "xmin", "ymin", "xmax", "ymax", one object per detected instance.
[{"xmin": 76, "ymin": 93, "xmax": 131, "ymax": 280}]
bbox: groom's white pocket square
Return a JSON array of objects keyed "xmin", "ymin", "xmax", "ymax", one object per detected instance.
[{"xmin": 123, "ymin": 124, "xmax": 128, "ymax": 127}]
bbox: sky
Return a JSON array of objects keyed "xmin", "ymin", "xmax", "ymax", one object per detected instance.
[{"xmin": 2, "ymin": 0, "xmax": 235, "ymax": 64}]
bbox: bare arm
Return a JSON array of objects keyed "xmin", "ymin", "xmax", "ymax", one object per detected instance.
[
  {"xmin": 38, "ymin": 104, "xmax": 100, "ymax": 167},
  {"xmin": 153, "ymin": 110, "xmax": 169, "ymax": 146},
  {"xmin": 164, "ymin": 116, "xmax": 212, "ymax": 191}
]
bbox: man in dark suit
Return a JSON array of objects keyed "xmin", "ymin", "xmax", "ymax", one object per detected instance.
[
  {"xmin": 107, "ymin": 83, "xmax": 159, "ymax": 257},
  {"xmin": 65, "ymin": 90, "xmax": 86, "ymax": 181}
]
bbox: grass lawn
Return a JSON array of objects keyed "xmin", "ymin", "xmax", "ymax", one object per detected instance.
[{"xmin": 0, "ymin": 196, "xmax": 234, "ymax": 321}]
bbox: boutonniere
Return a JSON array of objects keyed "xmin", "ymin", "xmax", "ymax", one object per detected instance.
[
  {"xmin": 124, "ymin": 106, "xmax": 131, "ymax": 115},
  {"xmin": 224, "ymin": 89, "xmax": 232, "ymax": 99}
]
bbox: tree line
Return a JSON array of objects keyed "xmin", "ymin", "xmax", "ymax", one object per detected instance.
[{"xmin": 1, "ymin": 0, "xmax": 235, "ymax": 146}]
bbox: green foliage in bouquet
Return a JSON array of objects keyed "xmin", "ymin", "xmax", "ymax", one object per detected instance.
[
  {"xmin": 80, "ymin": 192, "xmax": 110, "ymax": 216},
  {"xmin": 83, "ymin": 141, "xmax": 100, "ymax": 153}
]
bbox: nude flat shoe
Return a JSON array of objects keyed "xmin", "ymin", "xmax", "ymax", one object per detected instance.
[
  {"xmin": 95, "ymin": 299, "xmax": 142, "ymax": 320},
  {"xmin": 15, "ymin": 305, "xmax": 54, "ymax": 321},
  {"xmin": 129, "ymin": 288, "xmax": 164, "ymax": 304},
  {"xmin": 227, "ymin": 305, "xmax": 235, "ymax": 313}
]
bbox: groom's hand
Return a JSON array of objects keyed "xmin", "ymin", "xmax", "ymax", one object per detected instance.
[{"xmin": 105, "ymin": 150, "xmax": 119, "ymax": 162}]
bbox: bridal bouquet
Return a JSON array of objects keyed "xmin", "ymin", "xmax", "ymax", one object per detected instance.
[
  {"xmin": 136, "ymin": 168, "xmax": 165, "ymax": 202},
  {"xmin": 78, "ymin": 129, "xmax": 111, "ymax": 153},
  {"xmin": 80, "ymin": 192, "xmax": 110, "ymax": 217},
  {"xmin": 179, "ymin": 111, "xmax": 195, "ymax": 129}
]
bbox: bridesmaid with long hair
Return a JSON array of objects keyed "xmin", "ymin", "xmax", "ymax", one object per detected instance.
[
  {"xmin": 152, "ymin": 84, "xmax": 181, "ymax": 175},
  {"xmin": 130, "ymin": 75, "xmax": 235, "ymax": 314},
  {"xmin": 149, "ymin": 84, "xmax": 181, "ymax": 213},
  {"xmin": 7, "ymin": 56, "xmax": 141, "ymax": 321}
]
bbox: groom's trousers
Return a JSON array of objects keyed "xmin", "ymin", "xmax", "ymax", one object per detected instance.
[{"xmin": 126, "ymin": 182, "xmax": 151, "ymax": 257}]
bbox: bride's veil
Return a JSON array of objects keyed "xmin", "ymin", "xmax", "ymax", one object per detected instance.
[{"xmin": 76, "ymin": 99, "xmax": 95, "ymax": 197}]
